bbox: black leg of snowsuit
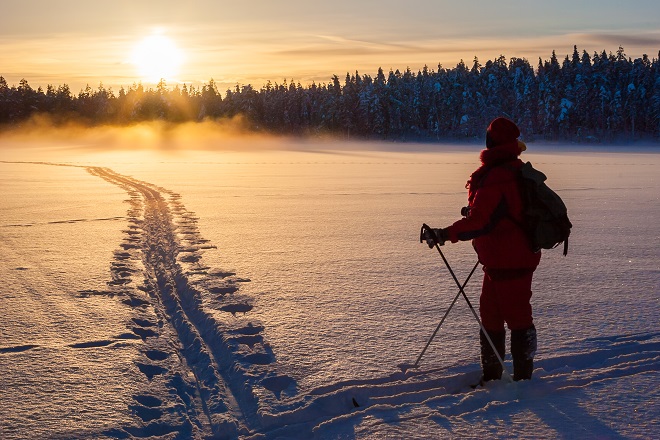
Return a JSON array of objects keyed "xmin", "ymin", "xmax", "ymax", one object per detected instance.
[
  {"xmin": 480, "ymin": 329, "xmax": 506, "ymax": 382},
  {"xmin": 511, "ymin": 325, "xmax": 537, "ymax": 381}
]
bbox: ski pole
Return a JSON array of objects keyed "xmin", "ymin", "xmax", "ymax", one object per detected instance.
[
  {"xmin": 420, "ymin": 224, "xmax": 513, "ymax": 382},
  {"xmin": 409, "ymin": 259, "xmax": 480, "ymax": 369}
]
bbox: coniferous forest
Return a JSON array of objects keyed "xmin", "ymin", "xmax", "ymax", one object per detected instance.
[{"xmin": 2, "ymin": 46, "xmax": 659, "ymax": 142}]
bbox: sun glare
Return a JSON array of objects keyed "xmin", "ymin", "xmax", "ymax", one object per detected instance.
[{"xmin": 131, "ymin": 34, "xmax": 183, "ymax": 83}]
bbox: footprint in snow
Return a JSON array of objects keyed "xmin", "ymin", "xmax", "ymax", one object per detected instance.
[
  {"xmin": 135, "ymin": 362, "xmax": 168, "ymax": 380},
  {"xmin": 220, "ymin": 303, "xmax": 253, "ymax": 315},
  {"xmin": 209, "ymin": 270, "xmax": 236, "ymax": 278},
  {"xmin": 228, "ymin": 334, "xmax": 263, "ymax": 348},
  {"xmin": 69, "ymin": 340, "xmax": 114, "ymax": 349},
  {"xmin": 0, "ymin": 344, "xmax": 39, "ymax": 354},
  {"xmin": 240, "ymin": 352, "xmax": 272, "ymax": 365},
  {"xmin": 145, "ymin": 350, "xmax": 170, "ymax": 361},
  {"xmin": 179, "ymin": 253, "xmax": 201, "ymax": 263},
  {"xmin": 129, "ymin": 404, "xmax": 163, "ymax": 422},
  {"xmin": 209, "ymin": 285, "xmax": 238, "ymax": 295},
  {"xmin": 107, "ymin": 278, "xmax": 131, "ymax": 286},
  {"xmin": 132, "ymin": 318, "xmax": 156, "ymax": 327},
  {"xmin": 115, "ymin": 332, "xmax": 142, "ymax": 341},
  {"xmin": 230, "ymin": 324, "xmax": 264, "ymax": 335},
  {"xmin": 122, "ymin": 296, "xmax": 150, "ymax": 307},
  {"xmin": 133, "ymin": 327, "xmax": 158, "ymax": 340},
  {"xmin": 261, "ymin": 375, "xmax": 296, "ymax": 399},
  {"xmin": 120, "ymin": 243, "xmax": 140, "ymax": 250},
  {"xmin": 133, "ymin": 395, "xmax": 162, "ymax": 407},
  {"xmin": 78, "ymin": 289, "xmax": 113, "ymax": 297}
]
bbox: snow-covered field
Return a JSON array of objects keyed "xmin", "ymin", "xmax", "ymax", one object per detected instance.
[{"xmin": 1, "ymin": 138, "xmax": 658, "ymax": 439}]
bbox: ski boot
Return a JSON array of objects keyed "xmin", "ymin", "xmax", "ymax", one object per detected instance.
[{"xmin": 511, "ymin": 325, "xmax": 537, "ymax": 381}]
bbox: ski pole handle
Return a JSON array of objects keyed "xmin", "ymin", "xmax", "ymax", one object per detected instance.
[{"xmin": 420, "ymin": 223, "xmax": 439, "ymax": 245}]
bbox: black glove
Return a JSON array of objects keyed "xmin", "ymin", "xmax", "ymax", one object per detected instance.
[{"xmin": 422, "ymin": 227, "xmax": 449, "ymax": 248}]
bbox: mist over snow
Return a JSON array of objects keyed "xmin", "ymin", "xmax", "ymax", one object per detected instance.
[{"xmin": 1, "ymin": 136, "xmax": 658, "ymax": 439}]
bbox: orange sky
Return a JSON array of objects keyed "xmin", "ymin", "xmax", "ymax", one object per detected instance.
[{"xmin": 1, "ymin": 0, "xmax": 659, "ymax": 94}]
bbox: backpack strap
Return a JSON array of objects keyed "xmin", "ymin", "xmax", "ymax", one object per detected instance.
[{"xmin": 493, "ymin": 162, "xmax": 527, "ymax": 232}]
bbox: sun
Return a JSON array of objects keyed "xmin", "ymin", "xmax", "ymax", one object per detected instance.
[{"xmin": 131, "ymin": 34, "xmax": 184, "ymax": 83}]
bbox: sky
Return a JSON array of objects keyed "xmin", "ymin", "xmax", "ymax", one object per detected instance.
[{"xmin": 1, "ymin": 0, "xmax": 659, "ymax": 94}]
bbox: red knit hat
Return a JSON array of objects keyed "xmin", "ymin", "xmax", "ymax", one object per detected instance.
[{"xmin": 486, "ymin": 117, "xmax": 520, "ymax": 149}]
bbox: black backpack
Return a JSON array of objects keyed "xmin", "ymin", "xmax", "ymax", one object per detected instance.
[{"xmin": 509, "ymin": 162, "xmax": 573, "ymax": 255}]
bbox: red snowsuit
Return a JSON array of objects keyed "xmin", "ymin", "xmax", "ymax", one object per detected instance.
[{"xmin": 446, "ymin": 142, "xmax": 541, "ymax": 333}]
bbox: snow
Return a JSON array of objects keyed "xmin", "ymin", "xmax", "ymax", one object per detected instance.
[{"xmin": 1, "ymin": 138, "xmax": 659, "ymax": 439}]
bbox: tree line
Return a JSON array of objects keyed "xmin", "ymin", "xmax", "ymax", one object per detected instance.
[{"xmin": 1, "ymin": 46, "xmax": 659, "ymax": 142}]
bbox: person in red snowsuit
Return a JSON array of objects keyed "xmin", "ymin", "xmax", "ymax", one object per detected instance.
[{"xmin": 424, "ymin": 117, "xmax": 540, "ymax": 381}]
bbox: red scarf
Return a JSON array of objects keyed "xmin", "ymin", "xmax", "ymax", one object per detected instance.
[{"xmin": 466, "ymin": 141, "xmax": 521, "ymax": 203}]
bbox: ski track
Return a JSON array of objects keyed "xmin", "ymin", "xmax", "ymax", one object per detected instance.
[
  {"xmin": 85, "ymin": 166, "xmax": 300, "ymax": 439},
  {"xmin": 3, "ymin": 160, "xmax": 658, "ymax": 439}
]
